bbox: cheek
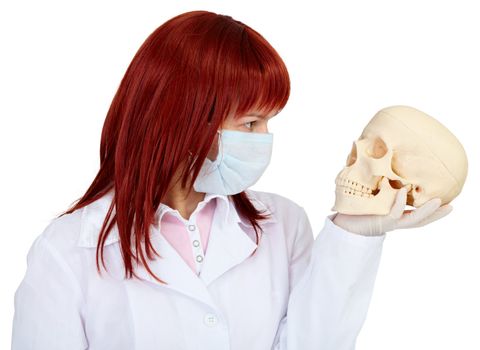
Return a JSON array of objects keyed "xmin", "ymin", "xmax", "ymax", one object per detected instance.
[{"xmin": 206, "ymin": 135, "xmax": 220, "ymax": 161}]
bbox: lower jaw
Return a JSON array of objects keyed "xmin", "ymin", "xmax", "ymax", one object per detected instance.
[{"xmin": 331, "ymin": 177, "xmax": 399, "ymax": 215}]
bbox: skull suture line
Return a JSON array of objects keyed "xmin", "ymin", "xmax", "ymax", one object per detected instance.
[{"xmin": 331, "ymin": 105, "xmax": 468, "ymax": 215}]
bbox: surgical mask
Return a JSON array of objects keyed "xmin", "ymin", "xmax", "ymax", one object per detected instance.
[{"xmin": 193, "ymin": 129, "xmax": 273, "ymax": 195}]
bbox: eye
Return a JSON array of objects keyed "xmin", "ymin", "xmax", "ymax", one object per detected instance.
[{"xmin": 244, "ymin": 121, "xmax": 255, "ymax": 129}]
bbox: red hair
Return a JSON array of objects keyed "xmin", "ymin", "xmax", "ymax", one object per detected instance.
[{"xmin": 59, "ymin": 10, "xmax": 290, "ymax": 284}]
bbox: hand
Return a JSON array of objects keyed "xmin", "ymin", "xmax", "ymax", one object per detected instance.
[{"xmin": 332, "ymin": 186, "xmax": 454, "ymax": 236}]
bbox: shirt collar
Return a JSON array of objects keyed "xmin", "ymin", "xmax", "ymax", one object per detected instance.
[
  {"xmin": 155, "ymin": 192, "xmax": 229, "ymax": 227},
  {"xmin": 76, "ymin": 189, "xmax": 276, "ymax": 248}
]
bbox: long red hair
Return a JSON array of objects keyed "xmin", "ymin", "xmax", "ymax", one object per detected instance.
[{"xmin": 59, "ymin": 10, "xmax": 290, "ymax": 284}]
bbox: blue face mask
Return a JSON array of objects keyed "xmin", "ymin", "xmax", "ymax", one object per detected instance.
[{"xmin": 193, "ymin": 129, "xmax": 273, "ymax": 195}]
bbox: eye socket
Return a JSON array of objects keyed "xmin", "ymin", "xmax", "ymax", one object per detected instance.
[{"xmin": 369, "ymin": 137, "xmax": 388, "ymax": 159}]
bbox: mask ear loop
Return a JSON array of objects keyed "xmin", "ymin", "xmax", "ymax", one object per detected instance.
[
  {"xmin": 194, "ymin": 129, "xmax": 223, "ymax": 177},
  {"xmin": 213, "ymin": 129, "xmax": 224, "ymax": 168},
  {"xmin": 187, "ymin": 129, "xmax": 221, "ymax": 160}
]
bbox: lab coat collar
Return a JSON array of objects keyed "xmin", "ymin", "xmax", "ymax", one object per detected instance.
[
  {"xmin": 76, "ymin": 188, "xmax": 276, "ymax": 311},
  {"xmin": 77, "ymin": 188, "xmax": 276, "ymax": 248}
]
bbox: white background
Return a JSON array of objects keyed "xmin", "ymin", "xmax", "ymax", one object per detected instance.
[{"xmin": 1, "ymin": 1, "xmax": 479, "ymax": 349}]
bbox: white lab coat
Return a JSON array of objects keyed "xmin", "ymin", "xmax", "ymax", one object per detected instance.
[{"xmin": 11, "ymin": 189, "xmax": 386, "ymax": 350}]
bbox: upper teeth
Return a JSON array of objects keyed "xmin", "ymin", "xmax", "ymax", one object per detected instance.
[{"xmin": 335, "ymin": 177, "xmax": 375, "ymax": 197}]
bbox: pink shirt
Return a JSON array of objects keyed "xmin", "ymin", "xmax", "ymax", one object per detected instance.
[{"xmin": 158, "ymin": 194, "xmax": 219, "ymax": 275}]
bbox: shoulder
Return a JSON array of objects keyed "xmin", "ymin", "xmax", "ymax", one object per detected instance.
[
  {"xmin": 18, "ymin": 208, "xmax": 88, "ymax": 297},
  {"xmin": 245, "ymin": 189, "xmax": 307, "ymax": 224},
  {"xmin": 246, "ymin": 189, "xmax": 303, "ymax": 211},
  {"xmin": 38, "ymin": 208, "xmax": 84, "ymax": 253},
  {"xmin": 245, "ymin": 190, "xmax": 314, "ymax": 261},
  {"xmin": 25, "ymin": 207, "xmax": 86, "ymax": 274}
]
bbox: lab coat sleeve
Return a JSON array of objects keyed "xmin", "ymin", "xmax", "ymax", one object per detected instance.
[
  {"xmin": 272, "ymin": 208, "xmax": 386, "ymax": 350},
  {"xmin": 11, "ymin": 234, "xmax": 88, "ymax": 350}
]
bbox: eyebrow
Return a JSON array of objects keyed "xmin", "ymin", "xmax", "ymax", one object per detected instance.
[{"xmin": 248, "ymin": 111, "xmax": 280, "ymax": 119}]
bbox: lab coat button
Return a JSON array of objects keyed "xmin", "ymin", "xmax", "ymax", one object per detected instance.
[
  {"xmin": 204, "ymin": 313, "xmax": 218, "ymax": 326},
  {"xmin": 196, "ymin": 255, "xmax": 203, "ymax": 263},
  {"xmin": 188, "ymin": 224, "xmax": 196, "ymax": 231},
  {"xmin": 193, "ymin": 240, "xmax": 200, "ymax": 247}
]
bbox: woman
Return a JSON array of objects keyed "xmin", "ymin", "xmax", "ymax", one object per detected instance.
[{"xmin": 11, "ymin": 10, "xmax": 452, "ymax": 350}]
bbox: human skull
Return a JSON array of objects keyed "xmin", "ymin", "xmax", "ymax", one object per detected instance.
[{"xmin": 331, "ymin": 105, "xmax": 468, "ymax": 215}]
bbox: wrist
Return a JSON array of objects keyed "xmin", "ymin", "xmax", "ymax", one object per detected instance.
[
  {"xmin": 332, "ymin": 213, "xmax": 386, "ymax": 237},
  {"xmin": 332, "ymin": 214, "xmax": 357, "ymax": 234}
]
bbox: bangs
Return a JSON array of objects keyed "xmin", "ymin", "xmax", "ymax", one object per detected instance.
[{"xmin": 222, "ymin": 26, "xmax": 290, "ymax": 118}]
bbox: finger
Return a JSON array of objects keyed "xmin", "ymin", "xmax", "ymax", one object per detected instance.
[
  {"xmin": 388, "ymin": 187, "xmax": 408, "ymax": 220},
  {"xmin": 408, "ymin": 205, "xmax": 453, "ymax": 228},
  {"xmin": 397, "ymin": 197, "xmax": 442, "ymax": 228}
]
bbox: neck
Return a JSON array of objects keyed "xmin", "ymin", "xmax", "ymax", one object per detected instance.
[{"xmin": 162, "ymin": 170, "xmax": 206, "ymax": 221}]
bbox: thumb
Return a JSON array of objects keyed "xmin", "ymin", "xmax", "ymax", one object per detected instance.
[
  {"xmin": 388, "ymin": 186, "xmax": 408, "ymax": 220},
  {"xmin": 397, "ymin": 197, "xmax": 442, "ymax": 228}
]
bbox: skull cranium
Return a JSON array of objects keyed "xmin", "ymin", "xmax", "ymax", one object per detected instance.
[{"xmin": 331, "ymin": 105, "xmax": 468, "ymax": 215}]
